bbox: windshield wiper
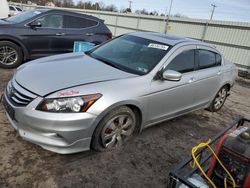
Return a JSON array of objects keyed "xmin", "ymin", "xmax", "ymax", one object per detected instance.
[
  {"xmin": 87, "ymin": 53, "xmax": 125, "ymax": 71},
  {"xmin": 98, "ymin": 57, "xmax": 125, "ymax": 71}
]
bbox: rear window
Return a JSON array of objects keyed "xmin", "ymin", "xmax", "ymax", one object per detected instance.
[
  {"xmin": 65, "ymin": 16, "xmax": 98, "ymax": 28},
  {"xmin": 198, "ymin": 50, "xmax": 217, "ymax": 69}
]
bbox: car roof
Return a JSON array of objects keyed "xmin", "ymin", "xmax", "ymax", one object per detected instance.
[{"xmin": 128, "ymin": 32, "xmax": 203, "ymax": 46}]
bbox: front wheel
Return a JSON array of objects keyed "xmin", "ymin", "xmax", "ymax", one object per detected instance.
[
  {"xmin": 208, "ymin": 86, "xmax": 228, "ymax": 112},
  {"xmin": 0, "ymin": 41, "xmax": 23, "ymax": 69},
  {"xmin": 91, "ymin": 106, "xmax": 136, "ymax": 151}
]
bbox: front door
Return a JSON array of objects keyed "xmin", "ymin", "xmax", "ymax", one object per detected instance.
[
  {"xmin": 148, "ymin": 46, "xmax": 197, "ymax": 123},
  {"xmin": 27, "ymin": 14, "xmax": 66, "ymax": 58}
]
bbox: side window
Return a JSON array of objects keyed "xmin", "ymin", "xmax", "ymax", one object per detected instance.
[
  {"xmin": 16, "ymin": 7, "xmax": 22, "ymax": 11},
  {"xmin": 9, "ymin": 6, "xmax": 15, "ymax": 11},
  {"xmin": 198, "ymin": 50, "xmax": 217, "ymax": 69},
  {"xmin": 216, "ymin": 53, "xmax": 222, "ymax": 65},
  {"xmin": 166, "ymin": 49, "xmax": 195, "ymax": 73},
  {"xmin": 34, "ymin": 14, "xmax": 64, "ymax": 28},
  {"xmin": 65, "ymin": 16, "xmax": 98, "ymax": 29}
]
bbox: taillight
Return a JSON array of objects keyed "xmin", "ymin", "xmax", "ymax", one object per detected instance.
[{"xmin": 106, "ymin": 33, "xmax": 112, "ymax": 40}]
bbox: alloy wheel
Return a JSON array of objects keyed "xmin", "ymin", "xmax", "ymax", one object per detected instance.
[
  {"xmin": 101, "ymin": 114, "xmax": 135, "ymax": 149},
  {"xmin": 214, "ymin": 88, "xmax": 227, "ymax": 110},
  {"xmin": 0, "ymin": 46, "xmax": 18, "ymax": 65}
]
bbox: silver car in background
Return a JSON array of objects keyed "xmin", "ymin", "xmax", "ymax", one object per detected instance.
[
  {"xmin": 2, "ymin": 32, "xmax": 237, "ymax": 154},
  {"xmin": 9, "ymin": 5, "xmax": 22, "ymax": 16}
]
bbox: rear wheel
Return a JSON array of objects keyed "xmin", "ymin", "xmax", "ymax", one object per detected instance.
[
  {"xmin": 0, "ymin": 41, "xmax": 23, "ymax": 69},
  {"xmin": 208, "ymin": 86, "xmax": 228, "ymax": 112},
  {"xmin": 91, "ymin": 106, "xmax": 136, "ymax": 151}
]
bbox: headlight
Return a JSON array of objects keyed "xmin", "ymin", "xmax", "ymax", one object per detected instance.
[{"xmin": 36, "ymin": 93, "xmax": 102, "ymax": 113}]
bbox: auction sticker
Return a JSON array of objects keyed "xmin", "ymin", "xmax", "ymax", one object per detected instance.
[
  {"xmin": 34, "ymin": 11, "xmax": 42, "ymax": 15},
  {"xmin": 148, "ymin": 43, "xmax": 169, "ymax": 50}
]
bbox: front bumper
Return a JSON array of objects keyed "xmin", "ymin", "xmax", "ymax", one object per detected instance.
[{"xmin": 2, "ymin": 92, "xmax": 98, "ymax": 154}]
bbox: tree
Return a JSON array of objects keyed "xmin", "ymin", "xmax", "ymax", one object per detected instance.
[
  {"xmin": 62, "ymin": 0, "xmax": 74, "ymax": 8},
  {"xmin": 104, "ymin": 4, "xmax": 118, "ymax": 12},
  {"xmin": 85, "ymin": 1, "xmax": 92, "ymax": 9},
  {"xmin": 125, "ymin": 8, "xmax": 131, "ymax": 13},
  {"xmin": 135, "ymin": 9, "xmax": 149, "ymax": 15},
  {"xmin": 98, "ymin": 1, "xmax": 105, "ymax": 10},
  {"xmin": 120, "ymin": 7, "xmax": 131, "ymax": 13},
  {"xmin": 173, "ymin": 13, "xmax": 188, "ymax": 18},
  {"xmin": 76, "ymin": 0, "xmax": 85, "ymax": 9},
  {"xmin": 94, "ymin": 3, "xmax": 101, "ymax": 10},
  {"xmin": 149, "ymin": 10, "xmax": 158, "ymax": 16},
  {"xmin": 27, "ymin": 0, "xmax": 47, "ymax": 5},
  {"xmin": 53, "ymin": 0, "xmax": 63, "ymax": 7}
]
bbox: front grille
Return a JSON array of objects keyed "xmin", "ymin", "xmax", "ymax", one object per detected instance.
[{"xmin": 6, "ymin": 79, "xmax": 37, "ymax": 107}]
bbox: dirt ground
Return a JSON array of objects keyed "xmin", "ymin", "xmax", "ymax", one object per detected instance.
[{"xmin": 0, "ymin": 68, "xmax": 249, "ymax": 188}]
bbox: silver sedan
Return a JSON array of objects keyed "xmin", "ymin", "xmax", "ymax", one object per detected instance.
[{"xmin": 2, "ymin": 32, "xmax": 237, "ymax": 154}]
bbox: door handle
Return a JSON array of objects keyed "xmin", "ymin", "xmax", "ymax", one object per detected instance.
[
  {"xmin": 86, "ymin": 33, "xmax": 94, "ymax": 36},
  {"xmin": 55, "ymin": 33, "xmax": 65, "ymax": 36},
  {"xmin": 188, "ymin": 77, "xmax": 195, "ymax": 83},
  {"xmin": 217, "ymin": 70, "xmax": 222, "ymax": 75}
]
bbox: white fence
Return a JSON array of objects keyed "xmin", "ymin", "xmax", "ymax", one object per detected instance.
[{"xmin": 14, "ymin": 3, "xmax": 250, "ymax": 71}]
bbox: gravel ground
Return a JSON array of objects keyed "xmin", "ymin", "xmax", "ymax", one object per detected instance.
[{"xmin": 0, "ymin": 68, "xmax": 249, "ymax": 188}]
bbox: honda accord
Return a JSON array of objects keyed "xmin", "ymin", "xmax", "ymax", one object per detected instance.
[{"xmin": 2, "ymin": 32, "xmax": 237, "ymax": 154}]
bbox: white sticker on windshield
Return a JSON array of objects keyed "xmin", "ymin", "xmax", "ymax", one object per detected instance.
[
  {"xmin": 34, "ymin": 11, "xmax": 41, "ymax": 15},
  {"xmin": 136, "ymin": 67, "xmax": 148, "ymax": 73},
  {"xmin": 148, "ymin": 43, "xmax": 169, "ymax": 50}
]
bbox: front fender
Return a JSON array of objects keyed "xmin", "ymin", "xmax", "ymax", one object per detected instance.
[{"xmin": 88, "ymin": 100, "xmax": 146, "ymax": 137}]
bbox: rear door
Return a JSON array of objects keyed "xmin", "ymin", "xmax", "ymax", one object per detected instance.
[
  {"xmin": 63, "ymin": 15, "xmax": 99, "ymax": 53},
  {"xmin": 194, "ymin": 46, "xmax": 223, "ymax": 106},
  {"xmin": 148, "ymin": 45, "xmax": 197, "ymax": 122},
  {"xmin": 27, "ymin": 14, "xmax": 66, "ymax": 58}
]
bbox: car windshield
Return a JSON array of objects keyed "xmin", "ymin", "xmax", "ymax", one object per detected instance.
[
  {"xmin": 6, "ymin": 9, "xmax": 46, "ymax": 23},
  {"xmin": 87, "ymin": 35, "xmax": 170, "ymax": 75}
]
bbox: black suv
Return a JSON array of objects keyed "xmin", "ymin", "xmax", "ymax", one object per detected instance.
[{"xmin": 0, "ymin": 9, "xmax": 112, "ymax": 68}]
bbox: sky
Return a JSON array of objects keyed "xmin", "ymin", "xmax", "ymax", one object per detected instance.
[{"xmin": 75, "ymin": 0, "xmax": 250, "ymax": 22}]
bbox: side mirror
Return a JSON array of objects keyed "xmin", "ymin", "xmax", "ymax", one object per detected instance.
[
  {"xmin": 162, "ymin": 70, "xmax": 182, "ymax": 81},
  {"xmin": 28, "ymin": 21, "xmax": 42, "ymax": 28}
]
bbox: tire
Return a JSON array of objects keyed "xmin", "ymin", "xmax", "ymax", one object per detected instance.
[
  {"xmin": 0, "ymin": 41, "xmax": 23, "ymax": 69},
  {"xmin": 91, "ymin": 106, "xmax": 136, "ymax": 152},
  {"xmin": 208, "ymin": 86, "xmax": 228, "ymax": 112}
]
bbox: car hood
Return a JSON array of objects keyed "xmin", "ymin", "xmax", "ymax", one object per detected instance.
[
  {"xmin": 15, "ymin": 53, "xmax": 136, "ymax": 96},
  {"xmin": 0, "ymin": 19, "xmax": 12, "ymax": 25}
]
